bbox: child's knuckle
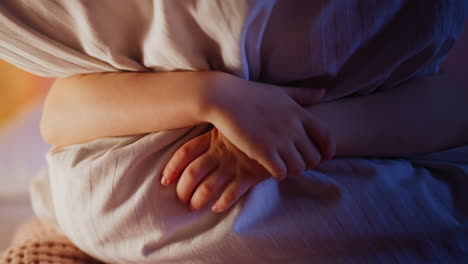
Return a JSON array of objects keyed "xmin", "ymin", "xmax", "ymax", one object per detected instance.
[
  {"xmin": 185, "ymin": 168, "xmax": 198, "ymax": 182},
  {"xmin": 180, "ymin": 145, "xmax": 193, "ymax": 157},
  {"xmin": 199, "ymin": 183, "xmax": 215, "ymax": 196}
]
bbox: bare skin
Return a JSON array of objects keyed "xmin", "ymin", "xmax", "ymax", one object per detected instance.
[
  {"xmin": 163, "ymin": 73, "xmax": 468, "ymax": 212},
  {"xmin": 163, "ymin": 127, "xmax": 271, "ymax": 212},
  {"xmin": 42, "ymin": 71, "xmax": 334, "ymax": 181},
  {"xmin": 42, "ymin": 71, "xmax": 468, "ymax": 213}
]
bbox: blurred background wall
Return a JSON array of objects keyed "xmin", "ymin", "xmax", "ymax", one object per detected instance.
[
  {"xmin": 0, "ymin": 61, "xmax": 51, "ymax": 251},
  {"xmin": 0, "ymin": 61, "xmax": 49, "ymax": 127}
]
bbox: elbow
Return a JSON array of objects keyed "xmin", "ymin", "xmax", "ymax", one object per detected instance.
[
  {"xmin": 39, "ymin": 114, "xmax": 57, "ymax": 146},
  {"xmin": 40, "ymin": 102, "xmax": 61, "ymax": 147},
  {"xmin": 40, "ymin": 79, "xmax": 68, "ymax": 147}
]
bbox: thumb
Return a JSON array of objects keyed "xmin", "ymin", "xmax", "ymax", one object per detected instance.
[{"xmin": 282, "ymin": 87, "xmax": 326, "ymax": 106}]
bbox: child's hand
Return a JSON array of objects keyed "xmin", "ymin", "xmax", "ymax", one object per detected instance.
[
  {"xmin": 199, "ymin": 73, "xmax": 335, "ymax": 181},
  {"xmin": 161, "ymin": 128, "xmax": 271, "ymax": 212}
]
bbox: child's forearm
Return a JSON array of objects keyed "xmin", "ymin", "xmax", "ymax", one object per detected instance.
[
  {"xmin": 308, "ymin": 73, "xmax": 468, "ymax": 157},
  {"xmin": 42, "ymin": 70, "xmax": 332, "ymax": 181},
  {"xmin": 41, "ymin": 71, "xmax": 223, "ymax": 147}
]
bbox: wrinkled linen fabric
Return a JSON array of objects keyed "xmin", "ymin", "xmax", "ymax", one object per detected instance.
[{"xmin": 1, "ymin": 0, "xmax": 468, "ymax": 263}]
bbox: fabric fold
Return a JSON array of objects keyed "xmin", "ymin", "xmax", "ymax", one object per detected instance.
[{"xmin": 0, "ymin": 0, "xmax": 467, "ymax": 262}]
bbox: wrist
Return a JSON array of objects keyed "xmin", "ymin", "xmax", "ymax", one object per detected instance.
[
  {"xmin": 195, "ymin": 71, "xmax": 238, "ymax": 124},
  {"xmin": 306, "ymin": 103, "xmax": 348, "ymax": 158}
]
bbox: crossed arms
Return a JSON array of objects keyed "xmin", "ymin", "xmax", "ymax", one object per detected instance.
[{"xmin": 41, "ymin": 71, "xmax": 468, "ymax": 211}]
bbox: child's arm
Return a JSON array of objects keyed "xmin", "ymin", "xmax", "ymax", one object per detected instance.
[
  {"xmin": 41, "ymin": 71, "xmax": 220, "ymax": 147},
  {"xmin": 308, "ymin": 73, "xmax": 468, "ymax": 157},
  {"xmin": 163, "ymin": 73, "xmax": 468, "ymax": 213},
  {"xmin": 41, "ymin": 71, "xmax": 334, "ymax": 181}
]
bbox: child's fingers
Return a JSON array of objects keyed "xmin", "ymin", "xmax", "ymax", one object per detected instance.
[
  {"xmin": 295, "ymin": 140, "xmax": 321, "ymax": 170},
  {"xmin": 295, "ymin": 128, "xmax": 322, "ymax": 170},
  {"xmin": 162, "ymin": 132, "xmax": 211, "ymax": 185},
  {"xmin": 303, "ymin": 115, "xmax": 336, "ymax": 161},
  {"xmin": 189, "ymin": 166, "xmax": 233, "ymax": 211},
  {"xmin": 256, "ymin": 150, "xmax": 287, "ymax": 182},
  {"xmin": 282, "ymin": 87, "xmax": 325, "ymax": 106},
  {"xmin": 280, "ymin": 144, "xmax": 307, "ymax": 178},
  {"xmin": 211, "ymin": 176, "xmax": 256, "ymax": 213},
  {"xmin": 176, "ymin": 154, "xmax": 218, "ymax": 203}
]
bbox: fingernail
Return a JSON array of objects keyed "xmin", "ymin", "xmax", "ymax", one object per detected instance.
[
  {"xmin": 161, "ymin": 173, "xmax": 169, "ymax": 186},
  {"xmin": 211, "ymin": 204, "xmax": 222, "ymax": 213}
]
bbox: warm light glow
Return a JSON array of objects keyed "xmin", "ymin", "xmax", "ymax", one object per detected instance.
[{"xmin": 0, "ymin": 60, "xmax": 46, "ymax": 127}]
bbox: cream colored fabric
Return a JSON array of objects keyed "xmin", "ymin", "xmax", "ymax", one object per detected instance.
[
  {"xmin": 1, "ymin": 1, "xmax": 467, "ymax": 263},
  {"xmin": 1, "ymin": 1, "xmax": 465, "ymax": 100}
]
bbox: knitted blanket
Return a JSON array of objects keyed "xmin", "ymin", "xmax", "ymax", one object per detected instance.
[{"xmin": 0, "ymin": 219, "xmax": 101, "ymax": 264}]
